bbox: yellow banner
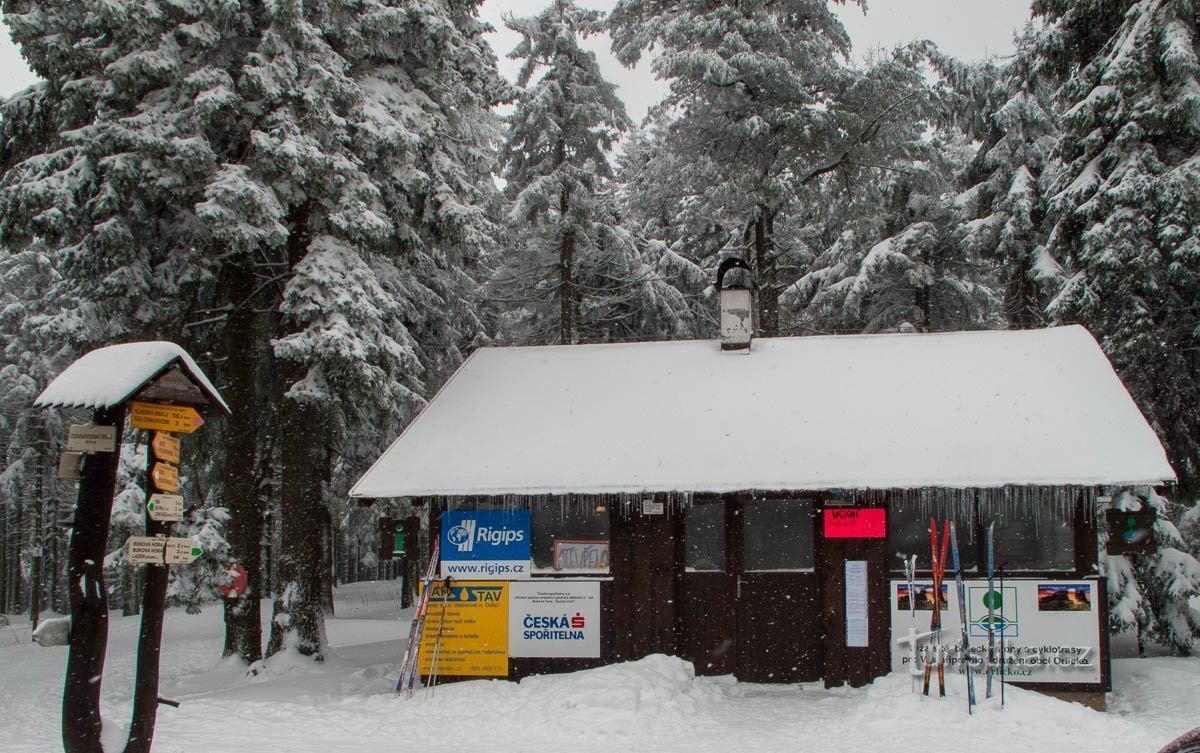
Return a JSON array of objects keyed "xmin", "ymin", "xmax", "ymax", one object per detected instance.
[{"xmin": 418, "ymin": 580, "xmax": 508, "ymax": 677}]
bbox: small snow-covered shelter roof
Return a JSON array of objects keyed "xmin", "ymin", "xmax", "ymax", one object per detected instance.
[
  {"xmin": 350, "ymin": 325, "xmax": 1175, "ymax": 498},
  {"xmin": 36, "ymin": 341, "xmax": 229, "ymax": 413}
]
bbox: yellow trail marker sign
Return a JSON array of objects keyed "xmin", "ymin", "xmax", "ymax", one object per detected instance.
[
  {"xmin": 151, "ymin": 462, "xmax": 179, "ymax": 492},
  {"xmin": 152, "ymin": 432, "xmax": 180, "ymax": 464},
  {"xmin": 130, "ymin": 402, "xmax": 204, "ymax": 434}
]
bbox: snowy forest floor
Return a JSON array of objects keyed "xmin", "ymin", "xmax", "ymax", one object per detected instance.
[{"xmin": 2, "ymin": 581, "xmax": 1198, "ymax": 753}]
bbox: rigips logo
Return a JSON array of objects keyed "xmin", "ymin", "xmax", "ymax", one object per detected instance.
[{"xmin": 444, "ymin": 510, "xmax": 530, "ymax": 556}]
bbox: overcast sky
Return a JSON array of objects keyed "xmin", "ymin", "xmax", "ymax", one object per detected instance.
[{"xmin": 0, "ymin": 0, "xmax": 1035, "ymax": 121}]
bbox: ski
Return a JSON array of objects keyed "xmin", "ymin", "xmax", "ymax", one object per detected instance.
[
  {"xmin": 904, "ymin": 554, "xmax": 917, "ymax": 693},
  {"xmin": 426, "ymin": 576, "xmax": 454, "ymax": 699},
  {"xmin": 396, "ymin": 538, "xmax": 441, "ymax": 698},
  {"xmin": 986, "ymin": 522, "xmax": 996, "ymax": 699},
  {"xmin": 949, "ymin": 521, "xmax": 976, "ymax": 713},
  {"xmin": 923, "ymin": 520, "xmax": 949, "ymax": 697}
]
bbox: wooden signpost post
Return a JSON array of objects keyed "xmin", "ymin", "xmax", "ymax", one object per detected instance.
[{"xmin": 34, "ymin": 343, "xmax": 228, "ymax": 753}]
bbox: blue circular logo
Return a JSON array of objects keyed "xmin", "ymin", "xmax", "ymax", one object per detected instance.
[{"xmin": 447, "ymin": 525, "xmax": 471, "ymax": 547}]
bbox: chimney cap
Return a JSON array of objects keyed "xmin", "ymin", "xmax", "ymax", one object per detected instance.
[{"xmin": 716, "ymin": 257, "xmax": 757, "ymax": 291}]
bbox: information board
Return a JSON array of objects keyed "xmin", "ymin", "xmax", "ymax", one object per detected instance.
[
  {"xmin": 441, "ymin": 510, "xmax": 531, "ymax": 580},
  {"xmin": 418, "ymin": 580, "xmax": 509, "ymax": 677},
  {"xmin": 508, "ymin": 581, "xmax": 601, "ymax": 658},
  {"xmin": 889, "ymin": 578, "xmax": 1104, "ymax": 686}
]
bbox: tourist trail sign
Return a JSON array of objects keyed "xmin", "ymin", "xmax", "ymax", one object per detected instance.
[
  {"xmin": 130, "ymin": 401, "xmax": 204, "ymax": 434},
  {"xmin": 127, "ymin": 537, "xmax": 166, "ymax": 565},
  {"xmin": 164, "ymin": 538, "xmax": 203, "ymax": 565},
  {"xmin": 151, "ymin": 432, "xmax": 180, "ymax": 464},
  {"xmin": 146, "ymin": 494, "xmax": 183, "ymax": 523},
  {"xmin": 151, "ymin": 462, "xmax": 179, "ymax": 492},
  {"xmin": 67, "ymin": 425, "xmax": 117, "ymax": 453}
]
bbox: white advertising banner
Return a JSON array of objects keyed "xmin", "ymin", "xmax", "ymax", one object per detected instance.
[
  {"xmin": 508, "ymin": 581, "xmax": 601, "ymax": 658},
  {"xmin": 890, "ymin": 578, "xmax": 1103, "ymax": 686}
]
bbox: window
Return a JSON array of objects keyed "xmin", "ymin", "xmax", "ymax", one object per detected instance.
[
  {"xmin": 988, "ymin": 505, "xmax": 1075, "ymax": 572},
  {"xmin": 743, "ymin": 499, "xmax": 814, "ymax": 571},
  {"xmin": 531, "ymin": 502, "xmax": 609, "ymax": 574},
  {"xmin": 685, "ymin": 501, "xmax": 725, "ymax": 572},
  {"xmin": 888, "ymin": 500, "xmax": 977, "ymax": 573}
]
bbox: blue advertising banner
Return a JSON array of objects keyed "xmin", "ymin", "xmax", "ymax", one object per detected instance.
[{"xmin": 441, "ymin": 510, "xmax": 531, "ymax": 579}]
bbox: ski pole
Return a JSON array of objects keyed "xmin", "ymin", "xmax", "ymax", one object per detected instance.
[
  {"xmin": 427, "ymin": 577, "xmax": 454, "ymax": 699},
  {"xmin": 999, "ymin": 561, "xmax": 1006, "ymax": 709}
]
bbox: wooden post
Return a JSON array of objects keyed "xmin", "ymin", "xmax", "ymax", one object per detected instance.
[
  {"xmin": 63, "ymin": 405, "xmax": 125, "ymax": 753},
  {"xmin": 30, "ymin": 546, "xmax": 42, "ymax": 636},
  {"xmin": 125, "ymin": 430, "xmax": 175, "ymax": 753}
]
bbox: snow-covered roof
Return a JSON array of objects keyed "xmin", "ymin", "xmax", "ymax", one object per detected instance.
[
  {"xmin": 350, "ymin": 326, "xmax": 1175, "ymax": 498},
  {"xmin": 35, "ymin": 341, "xmax": 229, "ymax": 414}
]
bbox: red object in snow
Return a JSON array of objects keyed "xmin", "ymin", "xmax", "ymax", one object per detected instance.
[{"xmin": 220, "ymin": 564, "xmax": 249, "ymax": 599}]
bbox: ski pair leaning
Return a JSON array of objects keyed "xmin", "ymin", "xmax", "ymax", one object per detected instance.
[
  {"xmin": 396, "ymin": 539, "xmax": 441, "ymax": 698},
  {"xmin": 921, "ymin": 519, "xmax": 949, "ymax": 697}
]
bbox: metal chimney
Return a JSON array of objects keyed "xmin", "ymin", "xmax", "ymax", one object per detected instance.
[{"xmin": 716, "ymin": 257, "xmax": 756, "ymax": 352}]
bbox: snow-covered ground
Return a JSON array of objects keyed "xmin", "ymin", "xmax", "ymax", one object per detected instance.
[{"xmin": 3, "ymin": 581, "xmax": 1197, "ymax": 753}]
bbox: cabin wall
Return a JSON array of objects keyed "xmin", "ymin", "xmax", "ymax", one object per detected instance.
[{"xmin": 423, "ymin": 487, "xmax": 1109, "ymax": 692}]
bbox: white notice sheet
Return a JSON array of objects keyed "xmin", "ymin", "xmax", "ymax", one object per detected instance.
[{"xmin": 846, "ymin": 560, "xmax": 868, "ymax": 647}]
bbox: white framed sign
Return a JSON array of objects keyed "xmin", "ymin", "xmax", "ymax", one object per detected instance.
[
  {"xmin": 890, "ymin": 578, "xmax": 1104, "ymax": 686},
  {"xmin": 508, "ymin": 581, "xmax": 601, "ymax": 658}
]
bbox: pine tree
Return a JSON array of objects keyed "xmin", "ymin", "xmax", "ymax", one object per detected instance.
[
  {"xmin": 493, "ymin": 0, "xmax": 684, "ymax": 345},
  {"xmin": 934, "ymin": 36, "xmax": 1063, "ymax": 329},
  {"xmin": 1039, "ymin": 0, "xmax": 1200, "ymax": 492},
  {"xmin": 609, "ymin": 1, "xmax": 934, "ymax": 336},
  {"xmin": 1, "ymin": 0, "xmax": 503, "ymax": 665},
  {"xmin": 1103, "ymin": 488, "xmax": 1200, "ymax": 655}
]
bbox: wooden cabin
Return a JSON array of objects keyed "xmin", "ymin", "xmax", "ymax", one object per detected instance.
[{"xmin": 351, "ymin": 324, "xmax": 1174, "ymax": 698}]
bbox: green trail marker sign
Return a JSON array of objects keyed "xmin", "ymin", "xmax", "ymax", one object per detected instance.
[
  {"xmin": 146, "ymin": 494, "xmax": 184, "ymax": 523},
  {"xmin": 164, "ymin": 538, "xmax": 203, "ymax": 565}
]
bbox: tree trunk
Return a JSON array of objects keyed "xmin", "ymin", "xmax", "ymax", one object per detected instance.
[
  {"xmin": 63, "ymin": 405, "xmax": 125, "ymax": 753},
  {"xmin": 266, "ymin": 202, "xmax": 328, "ymax": 660},
  {"xmin": 220, "ymin": 258, "xmax": 266, "ymax": 664},
  {"xmin": 748, "ymin": 207, "xmax": 779, "ymax": 337},
  {"xmin": 265, "ymin": 387, "xmax": 329, "ymax": 659},
  {"xmin": 560, "ymin": 228, "xmax": 576, "ymax": 345}
]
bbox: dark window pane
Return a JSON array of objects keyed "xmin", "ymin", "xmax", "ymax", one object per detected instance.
[
  {"xmin": 989, "ymin": 505, "xmax": 1075, "ymax": 571},
  {"xmin": 685, "ymin": 502, "xmax": 725, "ymax": 571},
  {"xmin": 743, "ymin": 499, "xmax": 813, "ymax": 571},
  {"xmin": 888, "ymin": 501, "xmax": 977, "ymax": 573},
  {"xmin": 531, "ymin": 501, "xmax": 610, "ymax": 573}
]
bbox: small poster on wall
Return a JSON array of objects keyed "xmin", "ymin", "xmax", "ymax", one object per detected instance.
[
  {"xmin": 553, "ymin": 539, "xmax": 609, "ymax": 571},
  {"xmin": 845, "ymin": 560, "xmax": 869, "ymax": 647}
]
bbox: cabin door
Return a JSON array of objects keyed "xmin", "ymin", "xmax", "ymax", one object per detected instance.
[
  {"xmin": 675, "ymin": 496, "xmax": 823, "ymax": 682},
  {"xmin": 818, "ymin": 504, "xmax": 891, "ymax": 687}
]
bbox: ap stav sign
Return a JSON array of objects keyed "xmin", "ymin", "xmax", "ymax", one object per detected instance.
[{"xmin": 441, "ymin": 510, "xmax": 531, "ymax": 579}]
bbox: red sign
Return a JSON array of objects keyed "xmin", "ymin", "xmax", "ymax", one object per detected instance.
[
  {"xmin": 823, "ymin": 508, "xmax": 886, "ymax": 538},
  {"xmin": 220, "ymin": 564, "xmax": 249, "ymax": 599}
]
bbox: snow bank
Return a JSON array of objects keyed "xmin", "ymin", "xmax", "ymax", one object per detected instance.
[{"xmin": 3, "ymin": 590, "xmax": 1198, "ymax": 753}]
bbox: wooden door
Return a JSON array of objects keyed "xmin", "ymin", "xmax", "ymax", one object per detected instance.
[
  {"xmin": 675, "ymin": 496, "xmax": 823, "ymax": 682},
  {"xmin": 819, "ymin": 505, "xmax": 891, "ymax": 688}
]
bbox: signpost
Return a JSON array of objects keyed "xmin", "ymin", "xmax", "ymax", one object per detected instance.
[
  {"xmin": 146, "ymin": 494, "xmax": 183, "ymax": 523},
  {"xmin": 130, "ymin": 402, "xmax": 205, "ymax": 434},
  {"xmin": 36, "ymin": 344, "xmax": 228, "ymax": 753}
]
